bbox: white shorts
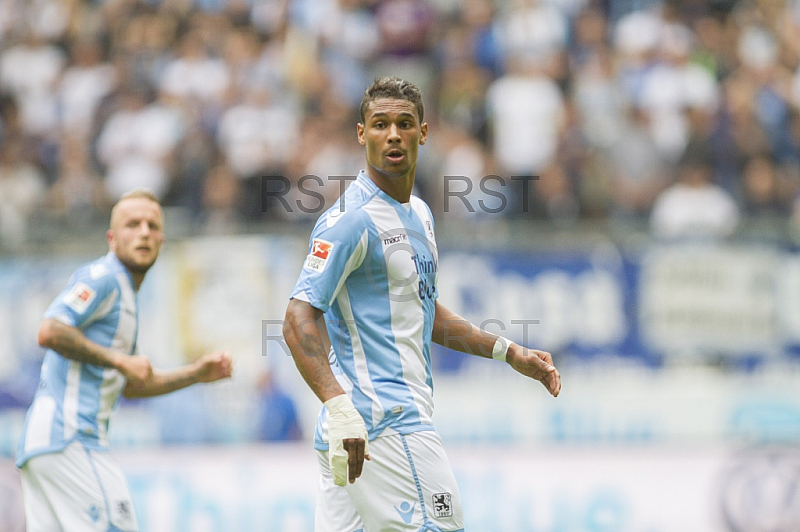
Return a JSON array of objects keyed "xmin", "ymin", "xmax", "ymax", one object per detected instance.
[
  {"xmin": 19, "ymin": 441, "xmax": 138, "ymax": 532},
  {"xmin": 315, "ymin": 430, "xmax": 465, "ymax": 532}
]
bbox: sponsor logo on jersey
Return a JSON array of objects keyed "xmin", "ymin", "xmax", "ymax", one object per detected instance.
[
  {"xmin": 305, "ymin": 239, "xmax": 334, "ymax": 273},
  {"xmin": 394, "ymin": 501, "xmax": 416, "ymax": 524},
  {"xmin": 383, "ymin": 233, "xmax": 408, "ymax": 246},
  {"xmin": 86, "ymin": 504, "xmax": 101, "ymax": 523},
  {"xmin": 63, "ymin": 282, "xmax": 96, "ymax": 314}
]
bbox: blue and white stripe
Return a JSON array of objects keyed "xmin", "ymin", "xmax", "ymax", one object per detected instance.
[
  {"xmin": 291, "ymin": 170, "xmax": 439, "ymax": 450},
  {"xmin": 17, "ymin": 253, "xmax": 139, "ymax": 467}
]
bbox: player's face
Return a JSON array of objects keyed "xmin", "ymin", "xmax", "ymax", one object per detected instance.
[
  {"xmin": 107, "ymin": 198, "xmax": 164, "ymax": 276},
  {"xmin": 357, "ymin": 98, "xmax": 427, "ymax": 180}
]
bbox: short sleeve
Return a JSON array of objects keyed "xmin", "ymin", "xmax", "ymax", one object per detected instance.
[
  {"xmin": 290, "ymin": 211, "xmax": 368, "ymax": 313},
  {"xmin": 44, "ymin": 263, "xmax": 118, "ymax": 328}
]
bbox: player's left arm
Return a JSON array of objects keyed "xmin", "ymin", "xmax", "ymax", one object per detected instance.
[
  {"xmin": 122, "ymin": 351, "xmax": 233, "ymax": 398},
  {"xmin": 432, "ymin": 301, "xmax": 560, "ymax": 397}
]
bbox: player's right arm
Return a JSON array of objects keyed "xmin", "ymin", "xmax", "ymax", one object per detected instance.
[
  {"xmin": 286, "ymin": 204, "xmax": 371, "ymax": 485},
  {"xmin": 283, "ymin": 299, "xmax": 343, "ymax": 402},
  {"xmin": 37, "ymin": 318, "xmax": 152, "ymax": 384},
  {"xmin": 284, "ymin": 298, "xmax": 369, "ymax": 485},
  {"xmin": 39, "ymin": 263, "xmax": 152, "ymax": 385}
]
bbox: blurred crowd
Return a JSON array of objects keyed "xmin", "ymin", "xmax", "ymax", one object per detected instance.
[{"xmin": 2, "ymin": 0, "xmax": 800, "ymax": 248}]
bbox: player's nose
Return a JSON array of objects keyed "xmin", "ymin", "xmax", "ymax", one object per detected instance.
[{"xmin": 387, "ymin": 123, "xmax": 401, "ymax": 141}]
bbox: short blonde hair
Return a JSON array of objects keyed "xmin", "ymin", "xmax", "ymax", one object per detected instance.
[
  {"xmin": 117, "ymin": 189, "xmax": 160, "ymax": 204},
  {"xmin": 109, "ymin": 189, "xmax": 162, "ymax": 229}
]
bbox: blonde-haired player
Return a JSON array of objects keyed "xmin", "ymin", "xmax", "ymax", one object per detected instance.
[{"xmin": 17, "ymin": 190, "xmax": 233, "ymax": 531}]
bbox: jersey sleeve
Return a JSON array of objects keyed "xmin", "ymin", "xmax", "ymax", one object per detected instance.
[
  {"xmin": 43, "ymin": 263, "xmax": 118, "ymax": 329},
  {"xmin": 290, "ymin": 210, "xmax": 368, "ymax": 313}
]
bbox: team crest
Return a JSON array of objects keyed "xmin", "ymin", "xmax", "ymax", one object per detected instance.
[
  {"xmin": 305, "ymin": 239, "xmax": 334, "ymax": 272},
  {"xmin": 113, "ymin": 499, "xmax": 135, "ymax": 527},
  {"xmin": 425, "ymin": 220, "xmax": 435, "ymax": 242},
  {"xmin": 432, "ymin": 492, "xmax": 453, "ymax": 518}
]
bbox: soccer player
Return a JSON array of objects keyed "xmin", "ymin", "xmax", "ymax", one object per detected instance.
[
  {"xmin": 283, "ymin": 77, "xmax": 561, "ymax": 531},
  {"xmin": 16, "ymin": 190, "xmax": 233, "ymax": 532}
]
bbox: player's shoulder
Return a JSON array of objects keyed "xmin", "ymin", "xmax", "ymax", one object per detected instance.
[
  {"xmin": 409, "ymin": 195, "xmax": 435, "ymax": 221},
  {"xmin": 409, "ymin": 195, "xmax": 432, "ymax": 212},
  {"xmin": 315, "ymin": 186, "xmax": 375, "ymax": 234},
  {"xmin": 54, "ymin": 255, "xmax": 122, "ymax": 317},
  {"xmin": 69, "ymin": 254, "xmax": 121, "ymax": 293}
]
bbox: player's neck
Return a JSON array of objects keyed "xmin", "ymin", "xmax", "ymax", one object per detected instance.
[
  {"xmin": 130, "ymin": 273, "xmax": 145, "ymax": 291},
  {"xmin": 366, "ymin": 166, "xmax": 415, "ymax": 204}
]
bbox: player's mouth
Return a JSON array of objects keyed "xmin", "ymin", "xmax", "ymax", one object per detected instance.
[{"xmin": 385, "ymin": 149, "xmax": 405, "ymax": 163}]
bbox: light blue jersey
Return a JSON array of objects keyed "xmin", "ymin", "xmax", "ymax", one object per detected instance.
[
  {"xmin": 17, "ymin": 253, "xmax": 139, "ymax": 467},
  {"xmin": 291, "ymin": 171, "xmax": 440, "ymax": 450}
]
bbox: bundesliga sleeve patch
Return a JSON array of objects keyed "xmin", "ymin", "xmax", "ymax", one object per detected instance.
[
  {"xmin": 63, "ymin": 282, "xmax": 96, "ymax": 314},
  {"xmin": 304, "ymin": 239, "xmax": 334, "ymax": 273}
]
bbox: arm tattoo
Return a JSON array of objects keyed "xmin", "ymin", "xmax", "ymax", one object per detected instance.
[
  {"xmin": 47, "ymin": 321, "xmax": 118, "ymax": 368},
  {"xmin": 298, "ymin": 331, "xmax": 327, "ymax": 359},
  {"xmin": 297, "ymin": 330, "xmax": 341, "ymax": 399}
]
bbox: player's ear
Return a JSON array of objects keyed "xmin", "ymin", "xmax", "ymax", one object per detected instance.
[
  {"xmin": 106, "ymin": 229, "xmax": 115, "ymax": 249},
  {"xmin": 419, "ymin": 122, "xmax": 428, "ymax": 145},
  {"xmin": 357, "ymin": 123, "xmax": 365, "ymax": 145}
]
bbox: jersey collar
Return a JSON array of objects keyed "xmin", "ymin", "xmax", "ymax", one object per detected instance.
[
  {"xmin": 106, "ymin": 252, "xmax": 137, "ymax": 291},
  {"xmin": 356, "ymin": 170, "xmax": 380, "ymax": 195}
]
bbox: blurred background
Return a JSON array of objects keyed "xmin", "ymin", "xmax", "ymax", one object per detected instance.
[{"xmin": 2, "ymin": 0, "xmax": 800, "ymax": 530}]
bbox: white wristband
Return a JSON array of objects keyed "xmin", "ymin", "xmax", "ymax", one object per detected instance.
[{"xmin": 492, "ymin": 336, "xmax": 510, "ymax": 362}]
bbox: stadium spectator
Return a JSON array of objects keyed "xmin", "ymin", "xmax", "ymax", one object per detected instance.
[
  {"xmin": 372, "ymin": 0, "xmax": 438, "ymax": 98},
  {"xmin": 96, "ymin": 89, "xmax": 186, "ymax": 200},
  {"xmin": 0, "ymin": 30, "xmax": 64, "ymax": 137},
  {"xmin": 637, "ymin": 21, "xmax": 720, "ymax": 161},
  {"xmin": 0, "ymin": 0, "xmax": 796, "ymax": 234},
  {"xmin": 606, "ymin": 106, "xmax": 670, "ymax": 220},
  {"xmin": 0, "ymin": 138, "xmax": 47, "ymax": 251},
  {"xmin": 200, "ymin": 160, "xmax": 245, "ymax": 234},
  {"xmin": 58, "ymin": 39, "xmax": 117, "ymax": 139},
  {"xmin": 316, "ymin": 0, "xmax": 381, "ymax": 106},
  {"xmin": 485, "ymin": 55, "xmax": 565, "ymax": 177},
  {"xmin": 650, "ymin": 139, "xmax": 741, "ymax": 239},
  {"xmin": 741, "ymin": 154, "xmax": 793, "ymax": 217},
  {"xmin": 255, "ymin": 371, "xmax": 302, "ymax": 442},
  {"xmin": 498, "ymin": 0, "xmax": 569, "ymax": 79},
  {"xmin": 158, "ymin": 29, "xmax": 232, "ymax": 107},
  {"xmin": 47, "ymin": 134, "xmax": 108, "ymax": 226}
]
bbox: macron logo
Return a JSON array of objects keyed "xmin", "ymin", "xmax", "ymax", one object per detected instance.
[{"xmin": 394, "ymin": 501, "xmax": 415, "ymax": 525}]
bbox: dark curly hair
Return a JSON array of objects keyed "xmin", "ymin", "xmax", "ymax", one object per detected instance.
[{"xmin": 359, "ymin": 76, "xmax": 424, "ymax": 124}]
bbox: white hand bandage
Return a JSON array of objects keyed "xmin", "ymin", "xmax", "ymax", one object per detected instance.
[
  {"xmin": 492, "ymin": 336, "xmax": 510, "ymax": 362},
  {"xmin": 324, "ymin": 394, "xmax": 369, "ymax": 486}
]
